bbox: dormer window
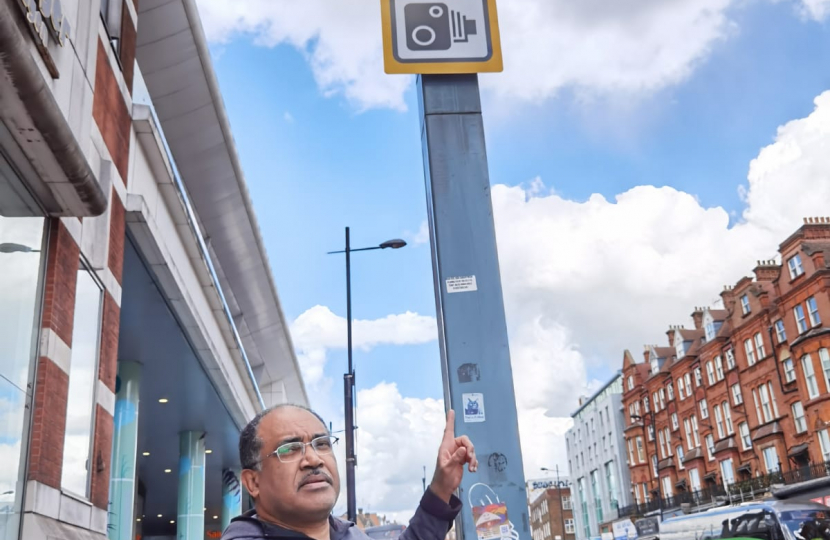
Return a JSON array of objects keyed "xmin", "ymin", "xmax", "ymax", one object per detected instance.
[
  {"xmin": 675, "ymin": 330, "xmax": 685, "ymax": 358},
  {"xmin": 651, "ymin": 357, "xmax": 659, "ymax": 375},
  {"xmin": 788, "ymin": 254, "xmax": 804, "ymax": 280},
  {"xmin": 741, "ymin": 295, "xmax": 751, "ymax": 315},
  {"xmin": 705, "ymin": 322, "xmax": 715, "ymax": 341}
]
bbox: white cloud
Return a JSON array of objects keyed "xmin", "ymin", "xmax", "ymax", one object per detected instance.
[
  {"xmin": 295, "ymin": 91, "xmax": 830, "ymax": 521},
  {"xmin": 284, "ymin": 111, "xmax": 295, "ymax": 123},
  {"xmin": 195, "ymin": 0, "xmax": 824, "ymax": 111},
  {"xmin": 290, "ymin": 305, "xmax": 436, "ymax": 386},
  {"xmin": 404, "ymin": 221, "xmax": 430, "ymax": 246}
]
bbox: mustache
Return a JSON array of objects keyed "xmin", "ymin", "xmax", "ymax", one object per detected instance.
[{"xmin": 299, "ymin": 469, "xmax": 334, "ymax": 488}]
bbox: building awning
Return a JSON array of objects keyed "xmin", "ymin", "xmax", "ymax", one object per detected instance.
[
  {"xmin": 658, "ymin": 458, "xmax": 675, "ymax": 470},
  {"xmin": 737, "ymin": 463, "xmax": 752, "ymax": 474},
  {"xmin": 703, "ymin": 472, "xmax": 718, "ymax": 482},
  {"xmin": 788, "ymin": 443, "xmax": 810, "ymax": 457},
  {"xmin": 675, "ymin": 478, "xmax": 687, "ymax": 489},
  {"xmin": 752, "ymin": 422, "xmax": 783, "ymax": 442},
  {"xmin": 714, "ymin": 436, "xmax": 738, "ymax": 454},
  {"xmin": 683, "ymin": 448, "xmax": 704, "ymax": 463}
]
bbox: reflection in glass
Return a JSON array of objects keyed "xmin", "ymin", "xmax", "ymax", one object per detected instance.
[
  {"xmin": 0, "ymin": 216, "xmax": 45, "ymax": 540},
  {"xmin": 61, "ymin": 264, "xmax": 104, "ymax": 497}
]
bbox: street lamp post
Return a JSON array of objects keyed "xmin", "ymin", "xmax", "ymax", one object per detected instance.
[
  {"xmin": 631, "ymin": 412, "xmax": 662, "ymax": 519},
  {"xmin": 328, "ymin": 227, "xmax": 406, "ymax": 523},
  {"xmin": 541, "ymin": 466, "xmax": 568, "ymax": 539},
  {"xmin": 0, "ymin": 243, "xmax": 40, "ymax": 254}
]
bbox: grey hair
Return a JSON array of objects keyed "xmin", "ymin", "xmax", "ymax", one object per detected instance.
[{"xmin": 239, "ymin": 404, "xmax": 329, "ymax": 471}]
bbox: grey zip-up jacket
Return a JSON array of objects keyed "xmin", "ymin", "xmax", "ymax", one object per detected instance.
[{"xmin": 222, "ymin": 489, "xmax": 461, "ymax": 540}]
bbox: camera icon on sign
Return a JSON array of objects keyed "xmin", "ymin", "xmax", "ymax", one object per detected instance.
[{"xmin": 404, "ymin": 3, "xmax": 477, "ymax": 51}]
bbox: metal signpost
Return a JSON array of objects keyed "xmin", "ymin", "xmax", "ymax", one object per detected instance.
[{"xmin": 380, "ymin": 3, "xmax": 528, "ymax": 540}]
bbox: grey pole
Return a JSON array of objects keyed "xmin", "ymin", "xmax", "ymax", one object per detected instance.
[
  {"xmin": 417, "ymin": 73, "xmax": 529, "ymax": 540},
  {"xmin": 344, "ymin": 227, "xmax": 357, "ymax": 523}
]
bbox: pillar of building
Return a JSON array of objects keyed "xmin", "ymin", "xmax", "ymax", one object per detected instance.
[
  {"xmin": 107, "ymin": 362, "xmax": 142, "ymax": 540},
  {"xmin": 221, "ymin": 468, "xmax": 242, "ymax": 531},
  {"xmin": 178, "ymin": 431, "xmax": 206, "ymax": 540}
]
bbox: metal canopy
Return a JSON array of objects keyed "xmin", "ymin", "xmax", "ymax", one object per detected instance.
[{"xmin": 134, "ymin": 0, "xmax": 307, "ymax": 406}]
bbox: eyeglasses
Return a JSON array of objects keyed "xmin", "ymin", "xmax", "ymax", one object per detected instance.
[{"xmin": 267, "ymin": 435, "xmax": 340, "ymax": 463}]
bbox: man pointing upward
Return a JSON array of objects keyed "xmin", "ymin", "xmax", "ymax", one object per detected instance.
[{"xmin": 222, "ymin": 404, "xmax": 478, "ymax": 540}]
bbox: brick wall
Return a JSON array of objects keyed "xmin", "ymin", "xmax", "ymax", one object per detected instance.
[
  {"xmin": 90, "ymin": 405, "xmax": 114, "ymax": 509},
  {"xmin": 108, "ymin": 189, "xmax": 125, "ymax": 285},
  {"xmin": 41, "ymin": 221, "xmax": 80, "ymax": 345},
  {"xmin": 98, "ymin": 293, "xmax": 121, "ymax": 393},
  {"xmin": 92, "ymin": 41, "xmax": 131, "ymax": 184},
  {"xmin": 119, "ymin": 0, "xmax": 137, "ymax": 94}
]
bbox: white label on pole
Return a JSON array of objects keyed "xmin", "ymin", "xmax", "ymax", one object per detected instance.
[
  {"xmin": 463, "ymin": 393, "xmax": 486, "ymax": 423},
  {"xmin": 447, "ymin": 276, "xmax": 477, "ymax": 293}
]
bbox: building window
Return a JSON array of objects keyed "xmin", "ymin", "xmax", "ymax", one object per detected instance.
[
  {"xmin": 715, "ymin": 356, "xmax": 725, "ymax": 380},
  {"xmin": 706, "ymin": 321, "xmax": 716, "ymax": 341},
  {"xmin": 652, "ymin": 455, "xmax": 658, "ymax": 478},
  {"xmin": 684, "ymin": 373, "xmax": 692, "ymax": 393},
  {"xmin": 754, "ymin": 333, "xmax": 766, "ymax": 359},
  {"xmin": 739, "ymin": 422, "xmax": 752, "ymax": 450},
  {"xmin": 684, "ymin": 418, "xmax": 694, "ymax": 450},
  {"xmin": 628, "ymin": 376, "xmax": 634, "ymax": 391},
  {"xmin": 706, "ymin": 435, "xmax": 715, "ymax": 461},
  {"xmin": 789, "ymin": 254, "xmax": 804, "ymax": 279},
  {"xmin": 653, "ymin": 392, "xmax": 660, "ymax": 412},
  {"xmin": 784, "ymin": 358, "xmax": 796, "ymax": 383},
  {"xmin": 605, "ymin": 461, "xmax": 618, "ymax": 509},
  {"xmin": 692, "ymin": 415, "xmax": 701, "ymax": 447},
  {"xmin": 795, "ymin": 305, "xmax": 809, "ymax": 334},
  {"xmin": 731, "ymin": 384, "xmax": 743, "ymax": 406},
  {"xmin": 721, "ymin": 458, "xmax": 735, "ymax": 487},
  {"xmin": 820, "ymin": 349, "xmax": 830, "ymax": 393},
  {"xmin": 636, "ymin": 437, "xmax": 645, "ymax": 463},
  {"xmin": 628, "ymin": 439, "xmax": 635, "ymax": 465},
  {"xmin": 714, "ymin": 405, "xmax": 725, "ymax": 439},
  {"xmin": 100, "ymin": 0, "xmax": 124, "ymax": 54},
  {"xmin": 0, "ymin": 215, "xmax": 47, "ymax": 540},
  {"xmin": 763, "ymin": 446, "xmax": 780, "ymax": 473},
  {"xmin": 678, "ymin": 377, "xmax": 685, "ymax": 400},
  {"xmin": 724, "ymin": 401, "xmax": 735, "ymax": 434},
  {"xmin": 61, "ymin": 263, "xmax": 104, "ymax": 497},
  {"xmin": 643, "ymin": 396, "xmax": 650, "ymax": 413},
  {"xmin": 757, "ymin": 383, "xmax": 778, "ymax": 423},
  {"xmin": 671, "ymin": 412, "xmax": 679, "ymax": 431},
  {"xmin": 677, "ymin": 446, "xmax": 685, "ymax": 470},
  {"xmin": 726, "ymin": 349, "xmax": 736, "ymax": 370},
  {"xmin": 775, "ymin": 320, "xmax": 787, "ymax": 343},
  {"xmin": 694, "ymin": 367, "xmax": 703, "ymax": 387},
  {"xmin": 659, "ymin": 388, "xmax": 666, "ymax": 409},
  {"xmin": 700, "ymin": 398, "xmax": 709, "ymax": 419},
  {"xmin": 744, "ymin": 339, "xmax": 756, "ymax": 366},
  {"xmin": 565, "ymin": 520, "xmax": 575, "ymax": 534},
  {"xmin": 803, "ymin": 355, "xmax": 820, "ymax": 399},
  {"xmin": 819, "ymin": 430, "xmax": 830, "ymax": 462},
  {"xmin": 808, "ymin": 297, "xmax": 822, "ymax": 327},
  {"xmin": 591, "ymin": 470, "xmax": 603, "ymax": 524},
  {"xmin": 662, "ymin": 475, "xmax": 673, "ymax": 497},
  {"xmin": 741, "ymin": 295, "xmax": 751, "ymax": 315},
  {"xmin": 706, "ymin": 362, "xmax": 715, "ymax": 385},
  {"xmin": 648, "ymin": 424, "xmax": 655, "ymax": 442},
  {"xmin": 689, "ymin": 468, "xmax": 701, "ymax": 493},
  {"xmin": 658, "ymin": 430, "xmax": 666, "ymax": 459},
  {"xmin": 667, "ymin": 383, "xmax": 675, "ymax": 401},
  {"xmin": 792, "ymin": 402, "xmax": 807, "ymax": 433}
]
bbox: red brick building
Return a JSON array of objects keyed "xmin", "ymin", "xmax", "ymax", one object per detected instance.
[
  {"xmin": 531, "ymin": 485, "xmax": 576, "ymax": 540},
  {"xmin": 621, "ymin": 219, "xmax": 830, "ymax": 516}
]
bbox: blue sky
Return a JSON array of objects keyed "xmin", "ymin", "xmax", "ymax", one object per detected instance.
[
  {"xmin": 208, "ymin": 0, "xmax": 829, "ymax": 408},
  {"xmin": 195, "ymin": 0, "xmax": 830, "ymax": 517}
]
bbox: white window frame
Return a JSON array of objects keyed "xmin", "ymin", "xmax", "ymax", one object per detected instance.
[
  {"xmin": 671, "ymin": 412, "xmax": 679, "ymax": 431},
  {"xmin": 821, "ymin": 349, "xmax": 830, "ymax": 394},
  {"xmin": 628, "ymin": 439, "xmax": 636, "ymax": 465},
  {"xmin": 723, "ymin": 401, "xmax": 734, "ymax": 435},
  {"xmin": 754, "ymin": 332, "xmax": 766, "ymax": 359},
  {"xmin": 795, "ymin": 304, "xmax": 808, "ymax": 334},
  {"xmin": 684, "ymin": 418, "xmax": 693, "ymax": 451},
  {"xmin": 731, "ymin": 384, "xmax": 743, "ymax": 406},
  {"xmin": 759, "ymin": 384, "xmax": 774, "ymax": 423},
  {"xmin": 684, "ymin": 373, "xmax": 692, "ymax": 393},
  {"xmin": 739, "ymin": 422, "xmax": 752, "ymax": 450},
  {"xmin": 694, "ymin": 367, "xmax": 703, "ymax": 387},
  {"xmin": 706, "ymin": 362, "xmax": 715, "ymax": 386},
  {"xmin": 676, "ymin": 445, "xmax": 685, "ymax": 470},
  {"xmin": 808, "ymin": 296, "xmax": 821, "ymax": 327},
  {"xmin": 819, "ymin": 430, "xmax": 830, "ymax": 462},
  {"xmin": 714, "ymin": 405, "xmax": 725, "ymax": 439},
  {"xmin": 648, "ymin": 424, "xmax": 655, "ymax": 442},
  {"xmin": 763, "ymin": 446, "xmax": 780, "ymax": 473},
  {"xmin": 775, "ymin": 320, "xmax": 787, "ymax": 343},
  {"xmin": 659, "ymin": 388, "xmax": 666, "ymax": 409},
  {"xmin": 662, "ymin": 475, "xmax": 673, "ymax": 497},
  {"xmin": 784, "ymin": 358, "xmax": 796, "ymax": 383},
  {"xmin": 644, "ymin": 396, "xmax": 650, "ymax": 413},
  {"xmin": 636, "ymin": 437, "xmax": 645, "ymax": 463},
  {"xmin": 741, "ymin": 295, "xmax": 751, "ymax": 315},
  {"xmin": 692, "ymin": 415, "xmax": 701, "ymax": 447},
  {"xmin": 705, "ymin": 435, "xmax": 715, "ymax": 461},
  {"xmin": 803, "ymin": 355, "xmax": 820, "ymax": 399},
  {"xmin": 700, "ymin": 398, "xmax": 709, "ymax": 419},
  {"xmin": 653, "ymin": 392, "xmax": 660, "ymax": 412},
  {"xmin": 726, "ymin": 349, "xmax": 736, "ymax": 370},
  {"xmin": 689, "ymin": 468, "xmax": 701, "ymax": 493},
  {"xmin": 745, "ymin": 338, "xmax": 756, "ymax": 366},
  {"xmin": 658, "ymin": 429, "xmax": 666, "ymax": 459},
  {"xmin": 792, "ymin": 402, "xmax": 807, "ymax": 434},
  {"xmin": 721, "ymin": 458, "xmax": 735, "ymax": 487},
  {"xmin": 667, "ymin": 383, "xmax": 675, "ymax": 401},
  {"xmin": 628, "ymin": 376, "xmax": 634, "ymax": 391},
  {"xmin": 678, "ymin": 377, "xmax": 685, "ymax": 400},
  {"xmin": 715, "ymin": 356, "xmax": 724, "ymax": 380},
  {"xmin": 788, "ymin": 254, "xmax": 804, "ymax": 280}
]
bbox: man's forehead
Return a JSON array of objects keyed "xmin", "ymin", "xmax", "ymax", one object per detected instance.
[{"xmin": 258, "ymin": 407, "xmax": 326, "ymax": 441}]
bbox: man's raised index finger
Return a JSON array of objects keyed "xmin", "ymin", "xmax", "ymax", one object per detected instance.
[{"xmin": 444, "ymin": 409, "xmax": 456, "ymax": 441}]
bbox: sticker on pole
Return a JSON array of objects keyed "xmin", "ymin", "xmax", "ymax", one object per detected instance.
[
  {"xmin": 463, "ymin": 393, "xmax": 485, "ymax": 423},
  {"xmin": 447, "ymin": 275, "xmax": 477, "ymax": 293},
  {"xmin": 472, "ymin": 502, "xmax": 510, "ymax": 540},
  {"xmin": 380, "ymin": 0, "xmax": 503, "ymax": 74}
]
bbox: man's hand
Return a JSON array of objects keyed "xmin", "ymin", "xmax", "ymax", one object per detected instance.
[{"xmin": 430, "ymin": 410, "xmax": 478, "ymax": 504}]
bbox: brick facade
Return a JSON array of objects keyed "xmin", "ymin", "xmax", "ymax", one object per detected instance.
[
  {"xmin": 92, "ymin": 40, "xmax": 132, "ymax": 184},
  {"xmin": 531, "ymin": 487, "xmax": 575, "ymax": 540},
  {"xmin": 28, "ymin": 356, "xmax": 70, "ymax": 489},
  {"xmin": 622, "ymin": 219, "xmax": 830, "ymax": 509}
]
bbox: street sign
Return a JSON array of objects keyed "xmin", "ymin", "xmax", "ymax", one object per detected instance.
[{"xmin": 380, "ymin": 0, "xmax": 503, "ymax": 74}]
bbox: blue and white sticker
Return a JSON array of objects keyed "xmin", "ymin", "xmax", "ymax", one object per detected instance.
[{"xmin": 463, "ymin": 393, "xmax": 486, "ymax": 423}]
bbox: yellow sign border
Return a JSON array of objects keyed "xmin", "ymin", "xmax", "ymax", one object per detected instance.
[{"xmin": 380, "ymin": 0, "xmax": 503, "ymax": 74}]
